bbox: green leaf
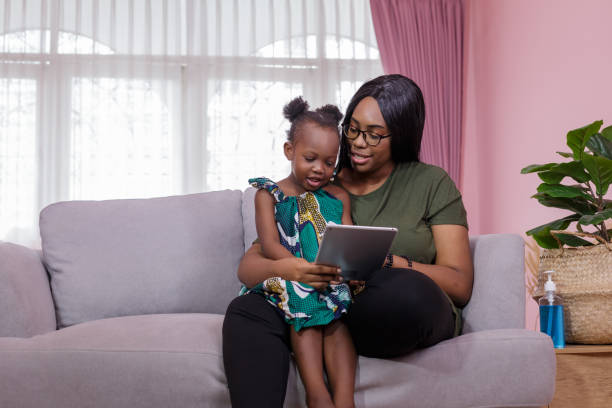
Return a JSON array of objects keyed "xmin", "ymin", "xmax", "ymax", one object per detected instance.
[
  {"xmin": 537, "ymin": 161, "xmax": 591, "ymax": 184},
  {"xmin": 532, "ymin": 193, "xmax": 597, "ymax": 215},
  {"xmin": 556, "ymin": 151, "xmax": 573, "ymax": 158},
  {"xmin": 582, "ymin": 153, "xmax": 612, "ymax": 195},
  {"xmin": 526, "ymin": 214, "xmax": 579, "ymax": 235},
  {"xmin": 554, "ymin": 233, "xmax": 594, "ymax": 247},
  {"xmin": 586, "ymin": 133, "xmax": 612, "ymax": 160},
  {"xmin": 520, "ymin": 163, "xmax": 557, "ymax": 174},
  {"xmin": 578, "ymin": 209, "xmax": 612, "ymax": 226},
  {"xmin": 538, "ymin": 171, "xmax": 565, "ymax": 184},
  {"xmin": 567, "ymin": 120, "xmax": 603, "ymax": 160},
  {"xmin": 526, "ymin": 214, "xmax": 580, "ymax": 249},
  {"xmin": 601, "ymin": 125, "xmax": 612, "ymax": 141},
  {"xmin": 529, "ymin": 232, "xmax": 560, "ymax": 249},
  {"xmin": 554, "ymin": 161, "xmax": 591, "ymax": 182},
  {"xmin": 536, "ymin": 183, "xmax": 593, "ymax": 200}
]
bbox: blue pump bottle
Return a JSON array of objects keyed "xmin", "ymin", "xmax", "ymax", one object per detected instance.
[{"xmin": 539, "ymin": 270, "xmax": 565, "ymax": 348}]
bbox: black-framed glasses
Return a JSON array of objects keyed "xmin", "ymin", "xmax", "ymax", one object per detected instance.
[{"xmin": 342, "ymin": 124, "xmax": 391, "ymax": 147}]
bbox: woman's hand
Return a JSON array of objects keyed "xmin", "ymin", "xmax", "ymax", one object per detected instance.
[
  {"xmin": 278, "ymin": 257, "xmax": 343, "ymax": 290},
  {"xmin": 347, "ymin": 279, "xmax": 366, "ymax": 295}
]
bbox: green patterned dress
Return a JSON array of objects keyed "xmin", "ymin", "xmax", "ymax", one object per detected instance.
[{"xmin": 243, "ymin": 177, "xmax": 352, "ymax": 331}]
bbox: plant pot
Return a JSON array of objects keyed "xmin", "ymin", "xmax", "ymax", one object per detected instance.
[{"xmin": 533, "ymin": 232, "xmax": 612, "ymax": 344}]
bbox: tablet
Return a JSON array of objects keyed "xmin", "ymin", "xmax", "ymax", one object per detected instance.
[{"xmin": 314, "ymin": 224, "xmax": 398, "ymax": 281}]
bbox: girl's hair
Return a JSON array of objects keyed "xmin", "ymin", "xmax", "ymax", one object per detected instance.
[
  {"xmin": 283, "ymin": 96, "xmax": 343, "ymax": 143},
  {"xmin": 337, "ymin": 74, "xmax": 425, "ymax": 171}
]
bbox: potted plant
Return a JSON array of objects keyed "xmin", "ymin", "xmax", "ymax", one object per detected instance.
[
  {"xmin": 521, "ymin": 120, "xmax": 612, "ymax": 248},
  {"xmin": 521, "ymin": 120, "xmax": 612, "ymax": 344}
]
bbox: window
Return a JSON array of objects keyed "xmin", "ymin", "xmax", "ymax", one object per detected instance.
[{"xmin": 0, "ymin": 0, "xmax": 382, "ymax": 246}]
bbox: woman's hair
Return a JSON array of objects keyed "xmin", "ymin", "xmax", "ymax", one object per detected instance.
[
  {"xmin": 337, "ymin": 74, "xmax": 425, "ymax": 170},
  {"xmin": 283, "ymin": 96, "xmax": 343, "ymax": 143}
]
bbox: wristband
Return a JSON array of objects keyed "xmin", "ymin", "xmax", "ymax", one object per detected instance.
[
  {"xmin": 399, "ymin": 255, "xmax": 413, "ymax": 269},
  {"xmin": 383, "ymin": 253, "xmax": 393, "ymax": 269}
]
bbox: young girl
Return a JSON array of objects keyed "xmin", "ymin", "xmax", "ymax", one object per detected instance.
[{"xmin": 246, "ymin": 97, "xmax": 356, "ymax": 408}]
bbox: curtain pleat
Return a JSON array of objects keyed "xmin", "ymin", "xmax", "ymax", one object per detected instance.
[{"xmin": 370, "ymin": 0, "xmax": 463, "ymax": 187}]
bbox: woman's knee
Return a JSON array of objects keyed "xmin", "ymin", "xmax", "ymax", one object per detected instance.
[
  {"xmin": 223, "ymin": 293, "xmax": 288, "ymax": 336},
  {"xmin": 346, "ymin": 269, "xmax": 454, "ymax": 357},
  {"xmin": 362, "ymin": 268, "xmax": 449, "ymax": 312}
]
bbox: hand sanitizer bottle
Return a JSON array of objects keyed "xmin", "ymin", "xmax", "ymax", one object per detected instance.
[{"xmin": 538, "ymin": 270, "xmax": 565, "ymax": 348}]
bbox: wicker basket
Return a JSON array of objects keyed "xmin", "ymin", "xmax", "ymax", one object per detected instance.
[{"xmin": 533, "ymin": 231, "xmax": 612, "ymax": 344}]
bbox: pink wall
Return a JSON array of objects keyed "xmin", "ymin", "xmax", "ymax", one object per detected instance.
[{"xmin": 461, "ymin": 0, "xmax": 612, "ymax": 329}]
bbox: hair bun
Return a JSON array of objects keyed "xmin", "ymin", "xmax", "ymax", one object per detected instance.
[
  {"xmin": 283, "ymin": 97, "xmax": 309, "ymax": 122},
  {"xmin": 316, "ymin": 104, "xmax": 343, "ymax": 124}
]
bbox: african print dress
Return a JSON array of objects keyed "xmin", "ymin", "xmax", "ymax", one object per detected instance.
[{"xmin": 243, "ymin": 177, "xmax": 352, "ymax": 331}]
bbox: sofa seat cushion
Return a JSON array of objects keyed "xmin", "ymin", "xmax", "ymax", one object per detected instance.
[
  {"xmin": 39, "ymin": 191, "xmax": 244, "ymax": 328},
  {"xmin": 0, "ymin": 313, "xmax": 231, "ymax": 408},
  {"xmin": 353, "ymin": 329, "xmax": 555, "ymax": 408},
  {"xmin": 0, "ymin": 314, "xmax": 554, "ymax": 408}
]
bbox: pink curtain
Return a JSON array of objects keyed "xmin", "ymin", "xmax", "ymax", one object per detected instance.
[{"xmin": 370, "ymin": 0, "xmax": 463, "ymax": 187}]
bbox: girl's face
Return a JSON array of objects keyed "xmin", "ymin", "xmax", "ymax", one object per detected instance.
[
  {"xmin": 346, "ymin": 96, "xmax": 393, "ymax": 175},
  {"xmin": 284, "ymin": 122, "xmax": 340, "ymax": 193}
]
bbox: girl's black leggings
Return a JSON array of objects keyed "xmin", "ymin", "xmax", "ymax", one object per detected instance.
[{"xmin": 222, "ymin": 268, "xmax": 456, "ymax": 407}]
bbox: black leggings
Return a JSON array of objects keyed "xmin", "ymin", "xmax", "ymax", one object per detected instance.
[{"xmin": 222, "ymin": 268, "xmax": 455, "ymax": 407}]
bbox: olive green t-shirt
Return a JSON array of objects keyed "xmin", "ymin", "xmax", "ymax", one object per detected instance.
[{"xmin": 335, "ymin": 161, "xmax": 468, "ymax": 335}]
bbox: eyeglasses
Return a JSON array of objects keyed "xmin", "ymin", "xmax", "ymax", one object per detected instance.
[{"xmin": 342, "ymin": 124, "xmax": 391, "ymax": 147}]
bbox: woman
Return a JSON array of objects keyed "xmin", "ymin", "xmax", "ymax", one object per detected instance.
[{"xmin": 222, "ymin": 74, "xmax": 473, "ymax": 408}]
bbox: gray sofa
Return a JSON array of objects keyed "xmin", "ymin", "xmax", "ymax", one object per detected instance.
[{"xmin": 0, "ymin": 188, "xmax": 556, "ymax": 408}]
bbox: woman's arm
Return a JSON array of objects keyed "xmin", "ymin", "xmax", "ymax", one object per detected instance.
[
  {"xmin": 390, "ymin": 225, "xmax": 473, "ymax": 307},
  {"xmin": 324, "ymin": 185, "xmax": 353, "ymax": 225},
  {"xmin": 254, "ymin": 189, "xmax": 294, "ymax": 260},
  {"xmin": 337, "ymin": 189, "xmax": 354, "ymax": 226},
  {"xmin": 238, "ymin": 243, "xmax": 342, "ymax": 289}
]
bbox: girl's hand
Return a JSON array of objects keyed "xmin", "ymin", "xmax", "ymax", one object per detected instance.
[{"xmin": 275, "ymin": 257, "xmax": 342, "ymax": 291}]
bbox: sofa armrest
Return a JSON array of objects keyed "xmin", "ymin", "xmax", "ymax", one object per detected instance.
[
  {"xmin": 242, "ymin": 186, "xmax": 257, "ymax": 252},
  {"xmin": 0, "ymin": 241, "xmax": 56, "ymax": 337},
  {"xmin": 462, "ymin": 234, "xmax": 525, "ymax": 333}
]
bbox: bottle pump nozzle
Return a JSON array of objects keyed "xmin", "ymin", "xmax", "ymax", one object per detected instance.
[{"xmin": 543, "ymin": 270, "xmax": 556, "ymax": 292}]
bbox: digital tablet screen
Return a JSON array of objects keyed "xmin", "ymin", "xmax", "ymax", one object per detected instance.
[{"xmin": 314, "ymin": 224, "xmax": 398, "ymax": 281}]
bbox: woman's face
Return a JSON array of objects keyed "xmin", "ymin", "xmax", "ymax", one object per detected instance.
[{"xmin": 346, "ymin": 96, "xmax": 393, "ymax": 175}]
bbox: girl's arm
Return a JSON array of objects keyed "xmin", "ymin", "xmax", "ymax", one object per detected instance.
[
  {"xmin": 254, "ymin": 189, "xmax": 294, "ymax": 260},
  {"xmin": 389, "ymin": 224, "xmax": 473, "ymax": 307},
  {"xmin": 238, "ymin": 243, "xmax": 342, "ymax": 289}
]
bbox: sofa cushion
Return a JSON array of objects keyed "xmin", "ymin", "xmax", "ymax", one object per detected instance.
[
  {"xmin": 40, "ymin": 191, "xmax": 244, "ymax": 328},
  {"xmin": 0, "ymin": 314, "xmax": 231, "ymax": 408},
  {"xmin": 0, "ymin": 242, "xmax": 56, "ymax": 337},
  {"xmin": 352, "ymin": 329, "xmax": 555, "ymax": 408},
  {"xmin": 0, "ymin": 316, "xmax": 555, "ymax": 408}
]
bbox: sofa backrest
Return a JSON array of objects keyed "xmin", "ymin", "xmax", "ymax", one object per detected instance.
[
  {"xmin": 40, "ymin": 190, "xmax": 244, "ymax": 329},
  {"xmin": 38, "ymin": 187, "xmax": 526, "ymax": 333}
]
